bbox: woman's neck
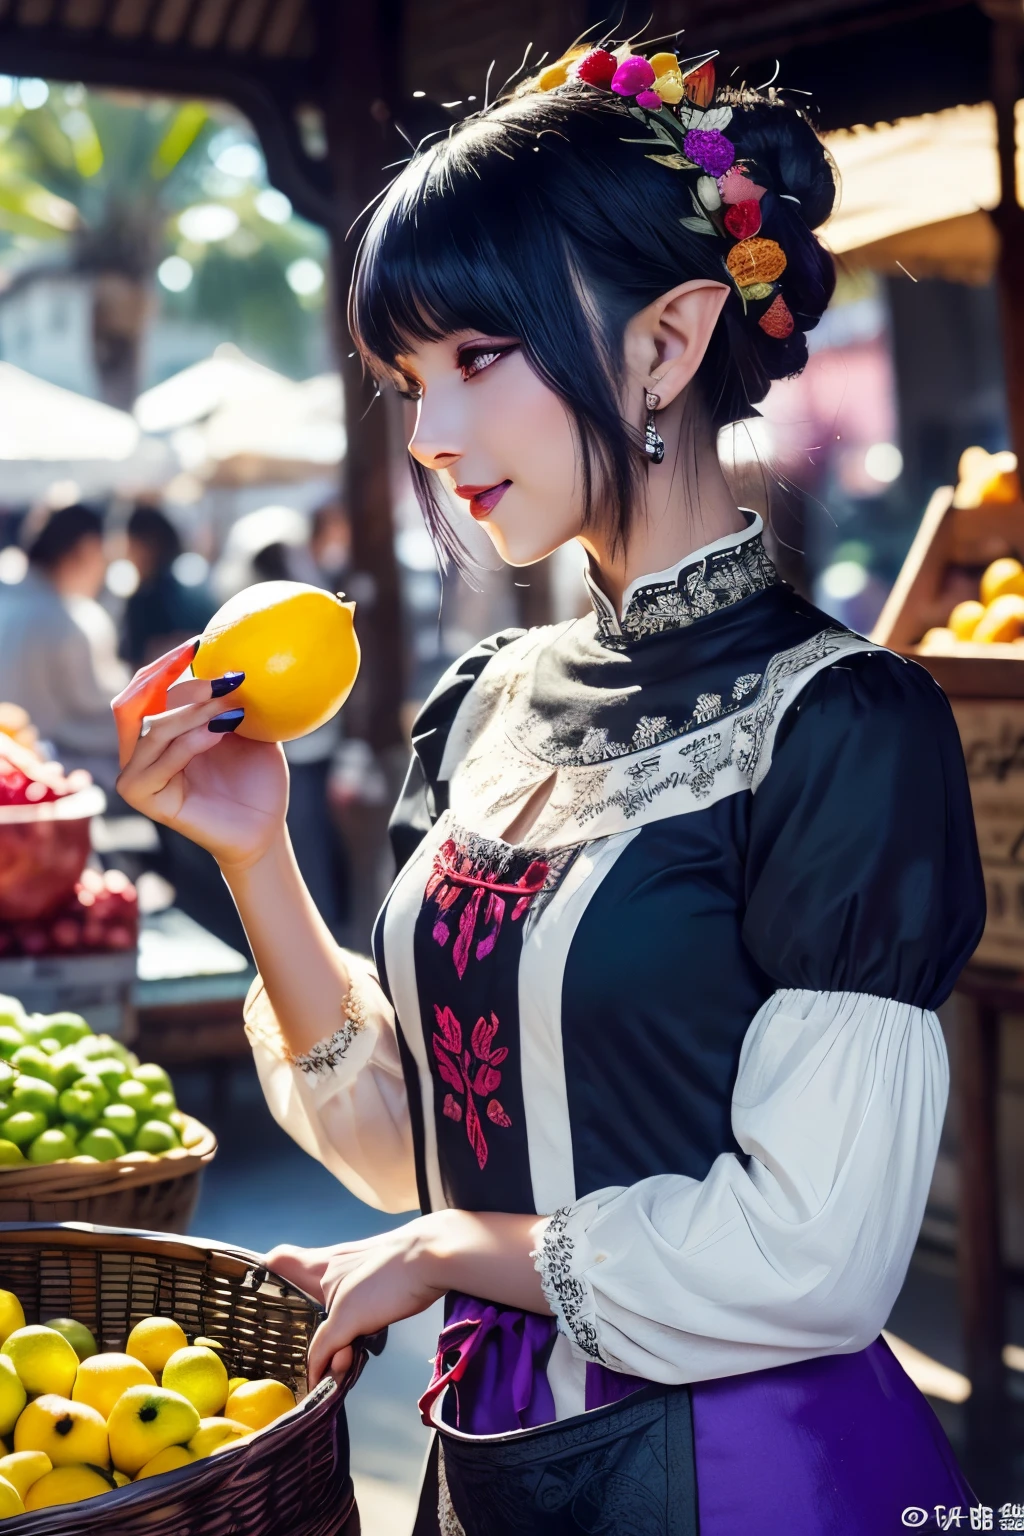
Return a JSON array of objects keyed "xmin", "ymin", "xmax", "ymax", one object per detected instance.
[{"xmin": 578, "ymin": 394, "xmax": 746, "ymax": 617}]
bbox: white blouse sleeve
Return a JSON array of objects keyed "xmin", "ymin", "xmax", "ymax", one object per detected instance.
[
  {"xmin": 244, "ymin": 951, "xmax": 417, "ymax": 1213},
  {"xmin": 533, "ymin": 987, "xmax": 947, "ymax": 1383}
]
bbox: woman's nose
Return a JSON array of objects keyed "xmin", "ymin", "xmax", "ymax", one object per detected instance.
[{"xmin": 407, "ymin": 401, "xmax": 462, "ymax": 472}]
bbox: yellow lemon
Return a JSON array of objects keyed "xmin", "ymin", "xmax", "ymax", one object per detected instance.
[
  {"xmin": 193, "ymin": 1336, "xmax": 223, "ymax": 1353},
  {"xmin": 948, "ymin": 599, "xmax": 985, "ymax": 641},
  {"xmin": 15, "ymin": 1395, "xmax": 109, "ymax": 1468},
  {"xmin": 113, "ymin": 1470, "xmax": 130, "ymax": 1486},
  {"xmin": 0, "ymin": 1359, "xmax": 25, "ymax": 1438},
  {"xmin": 107, "ymin": 1385, "xmax": 199, "ymax": 1476},
  {"xmin": 0, "ymin": 1294, "xmax": 24, "ymax": 1348},
  {"xmin": 162, "ymin": 1346, "xmax": 228, "ymax": 1417},
  {"xmin": 210, "ymin": 1430, "xmax": 256, "ymax": 1455},
  {"xmin": 227, "ymin": 1376, "xmax": 248, "ymax": 1396},
  {"xmin": 188, "ymin": 1417, "xmax": 250, "ymax": 1458},
  {"xmin": 72, "ymin": 1352, "xmax": 155, "ymax": 1419},
  {"xmin": 980, "ymin": 556, "xmax": 1024, "ymax": 606},
  {"xmin": 975, "ymin": 593, "xmax": 1024, "ymax": 643},
  {"xmin": 125, "ymin": 1317, "xmax": 188, "ymax": 1377},
  {"xmin": 1, "ymin": 1326, "xmax": 78, "ymax": 1398},
  {"xmin": 135, "ymin": 1444, "xmax": 197, "ymax": 1479},
  {"xmin": 224, "ymin": 1378, "xmax": 296, "ymax": 1431},
  {"xmin": 0, "ymin": 1474, "xmax": 23, "ymax": 1518},
  {"xmin": 0, "ymin": 1450, "xmax": 50, "ymax": 1501},
  {"xmin": 25, "ymin": 1464, "xmax": 112, "ymax": 1510},
  {"xmin": 193, "ymin": 581, "xmax": 359, "ymax": 743}
]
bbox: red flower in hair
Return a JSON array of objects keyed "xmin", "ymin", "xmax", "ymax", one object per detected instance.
[
  {"xmin": 574, "ymin": 48, "xmax": 617, "ymax": 89},
  {"xmin": 724, "ymin": 200, "xmax": 762, "ymax": 240}
]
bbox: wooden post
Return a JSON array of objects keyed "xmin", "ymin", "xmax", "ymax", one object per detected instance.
[
  {"xmin": 989, "ymin": 9, "xmax": 1024, "ymax": 463},
  {"xmin": 956, "ymin": 993, "xmax": 1006, "ymax": 1474},
  {"xmin": 320, "ymin": 0, "xmax": 406, "ymax": 757}
]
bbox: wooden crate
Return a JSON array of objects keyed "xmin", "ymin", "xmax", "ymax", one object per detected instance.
[{"xmin": 873, "ymin": 488, "xmax": 1024, "ymax": 967}]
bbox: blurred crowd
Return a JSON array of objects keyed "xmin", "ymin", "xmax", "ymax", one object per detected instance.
[{"xmin": 0, "ymin": 496, "xmax": 356, "ymax": 949}]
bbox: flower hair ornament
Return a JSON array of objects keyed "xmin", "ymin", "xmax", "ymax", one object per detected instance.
[{"xmin": 527, "ymin": 45, "xmax": 797, "ymax": 344}]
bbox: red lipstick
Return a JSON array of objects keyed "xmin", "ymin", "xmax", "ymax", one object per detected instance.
[{"xmin": 454, "ymin": 480, "xmax": 511, "ymax": 520}]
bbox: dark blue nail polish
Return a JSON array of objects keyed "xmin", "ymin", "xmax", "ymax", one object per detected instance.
[
  {"xmin": 209, "ymin": 708, "xmax": 244, "ymax": 734},
  {"xmin": 210, "ymin": 671, "xmax": 245, "ymax": 698}
]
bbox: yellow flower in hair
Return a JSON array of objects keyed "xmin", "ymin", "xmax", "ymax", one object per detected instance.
[
  {"xmin": 653, "ymin": 71, "xmax": 684, "ymax": 104},
  {"xmin": 537, "ymin": 60, "xmax": 570, "ymax": 90},
  {"xmin": 726, "ymin": 237, "xmax": 788, "ymax": 286},
  {"xmin": 649, "ymin": 52, "xmax": 680, "ymax": 76},
  {"xmin": 536, "ymin": 48, "xmax": 588, "ymax": 91}
]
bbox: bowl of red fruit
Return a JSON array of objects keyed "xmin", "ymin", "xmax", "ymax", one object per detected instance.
[{"xmin": 0, "ymin": 729, "xmax": 106, "ymax": 924}]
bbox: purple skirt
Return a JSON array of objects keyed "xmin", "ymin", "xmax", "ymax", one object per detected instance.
[{"xmin": 420, "ymin": 1297, "xmax": 974, "ymax": 1534}]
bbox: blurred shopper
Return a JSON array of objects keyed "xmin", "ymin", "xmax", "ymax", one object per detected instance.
[
  {"xmin": 121, "ymin": 504, "xmax": 215, "ymax": 668},
  {"xmin": 310, "ymin": 497, "xmax": 351, "ymax": 588},
  {"xmin": 0, "ymin": 504, "xmax": 126, "ymax": 793}
]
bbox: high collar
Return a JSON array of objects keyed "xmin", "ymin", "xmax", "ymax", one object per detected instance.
[{"xmin": 584, "ymin": 513, "xmax": 780, "ymax": 650}]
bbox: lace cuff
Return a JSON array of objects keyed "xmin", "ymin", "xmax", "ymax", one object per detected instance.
[
  {"xmin": 532, "ymin": 1202, "xmax": 604, "ymax": 1363},
  {"xmin": 244, "ymin": 961, "xmax": 374, "ymax": 1077}
]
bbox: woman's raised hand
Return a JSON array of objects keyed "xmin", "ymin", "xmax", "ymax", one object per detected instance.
[{"xmin": 113, "ymin": 638, "xmax": 288, "ymax": 871}]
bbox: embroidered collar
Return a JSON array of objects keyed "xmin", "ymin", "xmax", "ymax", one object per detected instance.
[{"xmin": 584, "ymin": 513, "xmax": 779, "ymax": 650}]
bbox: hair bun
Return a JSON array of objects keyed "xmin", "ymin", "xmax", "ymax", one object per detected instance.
[{"xmin": 727, "ymin": 101, "xmax": 837, "ymax": 230}]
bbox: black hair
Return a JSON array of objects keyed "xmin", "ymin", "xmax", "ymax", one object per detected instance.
[
  {"xmin": 350, "ymin": 78, "xmax": 836, "ymax": 564},
  {"xmin": 126, "ymin": 504, "xmax": 181, "ymax": 573},
  {"xmin": 26, "ymin": 503, "xmax": 103, "ymax": 571}
]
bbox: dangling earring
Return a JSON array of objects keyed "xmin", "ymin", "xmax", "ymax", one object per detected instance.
[{"xmin": 644, "ymin": 390, "xmax": 665, "ymax": 465}]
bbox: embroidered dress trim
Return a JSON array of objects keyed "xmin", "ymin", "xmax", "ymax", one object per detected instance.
[
  {"xmin": 444, "ymin": 627, "xmax": 883, "ymax": 846},
  {"xmin": 586, "ymin": 515, "xmax": 779, "ymax": 650},
  {"xmin": 534, "ymin": 1207, "xmax": 603, "ymax": 1362}
]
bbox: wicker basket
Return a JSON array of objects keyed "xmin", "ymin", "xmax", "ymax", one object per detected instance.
[
  {"xmin": 0, "ymin": 1117, "xmax": 216, "ymax": 1233},
  {"xmin": 0, "ymin": 1222, "xmax": 383, "ymax": 1535}
]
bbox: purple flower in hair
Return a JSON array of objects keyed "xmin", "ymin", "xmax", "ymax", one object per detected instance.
[{"xmin": 683, "ymin": 128, "xmax": 735, "ymax": 177}]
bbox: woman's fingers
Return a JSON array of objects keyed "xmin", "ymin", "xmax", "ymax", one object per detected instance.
[
  {"xmin": 308, "ymin": 1313, "xmax": 355, "ymax": 1388},
  {"xmin": 123, "ymin": 721, "xmax": 226, "ymax": 804},
  {"xmin": 265, "ymin": 1244, "xmax": 332, "ymax": 1302},
  {"xmin": 112, "ymin": 637, "xmax": 199, "ymax": 768}
]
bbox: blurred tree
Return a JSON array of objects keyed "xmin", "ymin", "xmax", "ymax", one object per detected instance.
[{"xmin": 0, "ymin": 82, "xmax": 328, "ymax": 404}]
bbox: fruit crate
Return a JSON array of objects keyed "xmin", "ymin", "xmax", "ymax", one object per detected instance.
[
  {"xmin": 0, "ymin": 1223, "xmax": 382, "ymax": 1536},
  {"xmin": 873, "ymin": 484, "xmax": 1024, "ymax": 694},
  {"xmin": 0, "ymin": 1116, "xmax": 216, "ymax": 1231},
  {"xmin": 873, "ymin": 486, "xmax": 1024, "ymax": 968}
]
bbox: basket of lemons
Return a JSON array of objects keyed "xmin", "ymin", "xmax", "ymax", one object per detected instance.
[
  {"xmin": 0, "ymin": 1224, "xmax": 374, "ymax": 1534},
  {"xmin": 0, "ymin": 997, "xmax": 215, "ymax": 1232}
]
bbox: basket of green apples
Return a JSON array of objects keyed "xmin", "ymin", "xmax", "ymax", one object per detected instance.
[{"xmin": 0, "ymin": 995, "xmax": 215, "ymax": 1233}]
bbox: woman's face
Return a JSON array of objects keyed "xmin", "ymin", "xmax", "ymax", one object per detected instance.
[{"xmin": 400, "ymin": 332, "xmax": 585, "ymax": 566}]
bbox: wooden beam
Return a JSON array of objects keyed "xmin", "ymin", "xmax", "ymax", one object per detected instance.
[{"xmin": 319, "ymin": 0, "xmax": 406, "ymax": 756}]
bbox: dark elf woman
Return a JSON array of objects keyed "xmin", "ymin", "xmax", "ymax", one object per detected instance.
[{"xmin": 114, "ymin": 38, "xmax": 985, "ymax": 1536}]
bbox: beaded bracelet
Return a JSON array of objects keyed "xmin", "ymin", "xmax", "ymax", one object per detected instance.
[{"xmin": 245, "ymin": 970, "xmax": 371, "ymax": 1076}]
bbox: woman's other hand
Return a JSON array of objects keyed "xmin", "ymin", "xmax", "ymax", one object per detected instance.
[
  {"xmin": 279, "ymin": 1212, "xmax": 552, "ymax": 1388},
  {"xmin": 113, "ymin": 641, "xmax": 288, "ymax": 871}
]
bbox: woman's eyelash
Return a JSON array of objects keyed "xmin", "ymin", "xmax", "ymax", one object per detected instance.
[{"xmin": 459, "ymin": 344, "xmax": 517, "ymax": 380}]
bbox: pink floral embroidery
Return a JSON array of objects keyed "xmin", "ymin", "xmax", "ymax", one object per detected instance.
[
  {"xmin": 426, "ymin": 840, "xmax": 549, "ymax": 978},
  {"xmin": 432, "ymin": 1004, "xmax": 511, "ymax": 1169}
]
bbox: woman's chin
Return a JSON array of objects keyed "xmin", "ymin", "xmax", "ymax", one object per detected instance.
[{"xmin": 484, "ymin": 517, "xmax": 574, "ymax": 569}]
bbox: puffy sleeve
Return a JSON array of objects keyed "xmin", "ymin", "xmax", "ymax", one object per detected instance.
[
  {"xmin": 245, "ymin": 950, "xmax": 417, "ymax": 1213},
  {"xmin": 534, "ymin": 651, "xmax": 986, "ymax": 1383},
  {"xmin": 389, "ymin": 629, "xmax": 524, "ymax": 871}
]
